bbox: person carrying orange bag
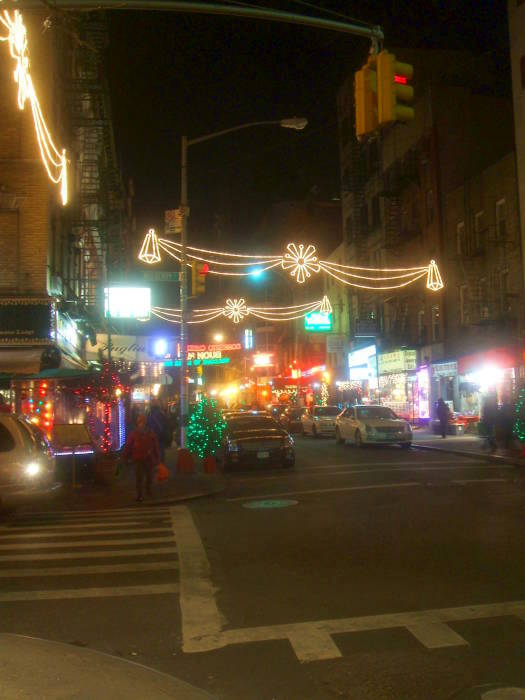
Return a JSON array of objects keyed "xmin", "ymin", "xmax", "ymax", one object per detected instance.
[{"xmin": 123, "ymin": 414, "xmax": 160, "ymax": 502}]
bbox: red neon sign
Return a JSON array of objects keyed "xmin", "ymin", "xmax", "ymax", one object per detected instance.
[{"xmin": 394, "ymin": 75, "xmax": 408, "ymax": 84}]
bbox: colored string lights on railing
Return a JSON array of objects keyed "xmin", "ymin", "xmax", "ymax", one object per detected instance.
[
  {"xmin": 138, "ymin": 231, "xmax": 444, "ymax": 292},
  {"xmin": 0, "ymin": 9, "xmax": 68, "ymax": 205},
  {"xmin": 150, "ymin": 296, "xmax": 332, "ymax": 325}
]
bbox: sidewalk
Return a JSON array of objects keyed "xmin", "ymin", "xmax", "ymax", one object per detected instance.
[
  {"xmin": 412, "ymin": 426, "xmax": 525, "ymax": 466},
  {"xmin": 23, "ymin": 446, "xmax": 225, "ymax": 513}
]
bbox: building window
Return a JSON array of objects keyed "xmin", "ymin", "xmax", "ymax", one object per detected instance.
[
  {"xmin": 431, "ymin": 305, "xmax": 440, "ymax": 342},
  {"xmin": 479, "ymin": 277, "xmax": 489, "ymax": 319},
  {"xmin": 244, "ymin": 328, "xmax": 253, "ymax": 350},
  {"xmin": 496, "ymin": 199, "xmax": 507, "ymax": 239},
  {"xmin": 426, "ymin": 189, "xmax": 434, "ymax": 225},
  {"xmin": 474, "ymin": 210, "xmax": 486, "ymax": 249},
  {"xmin": 345, "ymin": 215, "xmax": 354, "ymax": 242},
  {"xmin": 456, "ymin": 221, "xmax": 465, "ymax": 256},
  {"xmin": 417, "ymin": 309, "xmax": 425, "ymax": 343},
  {"xmin": 459, "ymin": 285, "xmax": 469, "ymax": 325},
  {"xmin": 500, "ymin": 269, "xmax": 509, "ymax": 312},
  {"xmin": 340, "ymin": 116, "xmax": 351, "ymax": 147},
  {"xmin": 521, "ymin": 55, "xmax": 525, "ymax": 89},
  {"xmin": 371, "ymin": 196, "xmax": 381, "ymax": 229},
  {"xmin": 359, "ymin": 203, "xmax": 368, "ymax": 232}
]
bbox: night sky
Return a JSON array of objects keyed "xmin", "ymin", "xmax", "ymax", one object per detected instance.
[{"xmin": 106, "ymin": 0, "xmax": 509, "ymax": 253}]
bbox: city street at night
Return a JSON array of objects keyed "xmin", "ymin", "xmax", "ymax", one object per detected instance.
[{"xmin": 2, "ymin": 439, "xmax": 525, "ymax": 699}]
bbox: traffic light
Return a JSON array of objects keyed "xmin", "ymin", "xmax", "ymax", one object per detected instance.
[
  {"xmin": 377, "ymin": 50, "xmax": 414, "ymax": 125},
  {"xmin": 191, "ymin": 261, "xmax": 208, "ymax": 296},
  {"xmin": 354, "ymin": 55, "xmax": 378, "ymax": 138}
]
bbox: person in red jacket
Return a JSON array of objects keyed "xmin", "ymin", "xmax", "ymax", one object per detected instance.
[{"xmin": 123, "ymin": 413, "xmax": 160, "ymax": 502}]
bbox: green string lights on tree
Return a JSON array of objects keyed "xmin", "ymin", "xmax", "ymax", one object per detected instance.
[
  {"xmin": 187, "ymin": 397, "xmax": 226, "ymax": 458},
  {"xmin": 514, "ymin": 385, "xmax": 525, "ymax": 443}
]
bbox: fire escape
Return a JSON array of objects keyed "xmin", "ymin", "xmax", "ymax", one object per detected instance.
[{"xmin": 60, "ymin": 13, "xmax": 126, "ymax": 311}]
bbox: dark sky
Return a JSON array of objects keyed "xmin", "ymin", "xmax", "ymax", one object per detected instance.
[{"xmin": 106, "ymin": 0, "xmax": 509, "ymax": 248}]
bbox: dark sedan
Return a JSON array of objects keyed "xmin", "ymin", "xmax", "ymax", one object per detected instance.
[
  {"xmin": 222, "ymin": 415, "xmax": 295, "ymax": 469},
  {"xmin": 279, "ymin": 406, "xmax": 307, "ymax": 433}
]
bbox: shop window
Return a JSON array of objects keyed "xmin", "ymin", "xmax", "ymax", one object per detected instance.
[
  {"xmin": 431, "ymin": 305, "xmax": 440, "ymax": 341},
  {"xmin": 496, "ymin": 199, "xmax": 507, "ymax": 239},
  {"xmin": 456, "ymin": 221, "xmax": 465, "ymax": 256},
  {"xmin": 426, "ymin": 189, "xmax": 434, "ymax": 225},
  {"xmin": 459, "ymin": 285, "xmax": 470, "ymax": 325}
]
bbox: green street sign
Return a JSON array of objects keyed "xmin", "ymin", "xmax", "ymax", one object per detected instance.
[{"xmin": 142, "ymin": 270, "xmax": 181, "ymax": 282}]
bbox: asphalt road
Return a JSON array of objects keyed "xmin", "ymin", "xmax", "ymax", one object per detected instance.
[{"xmin": 2, "ymin": 437, "xmax": 525, "ymax": 699}]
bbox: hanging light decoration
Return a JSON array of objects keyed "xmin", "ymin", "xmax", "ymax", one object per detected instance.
[{"xmin": 0, "ymin": 9, "xmax": 68, "ymax": 205}]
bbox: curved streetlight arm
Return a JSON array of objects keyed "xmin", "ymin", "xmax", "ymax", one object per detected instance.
[{"xmin": 187, "ymin": 118, "xmax": 307, "ymax": 147}]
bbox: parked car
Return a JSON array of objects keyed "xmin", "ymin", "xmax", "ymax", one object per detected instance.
[
  {"xmin": 221, "ymin": 414, "xmax": 295, "ymax": 469},
  {"xmin": 301, "ymin": 405, "xmax": 341, "ymax": 437},
  {"xmin": 335, "ymin": 404, "xmax": 412, "ymax": 447},
  {"xmin": 0, "ymin": 414, "xmax": 58, "ymax": 508},
  {"xmin": 279, "ymin": 406, "xmax": 307, "ymax": 433}
]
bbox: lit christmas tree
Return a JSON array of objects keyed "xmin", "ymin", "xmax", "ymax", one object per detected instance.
[
  {"xmin": 187, "ymin": 397, "xmax": 226, "ymax": 458},
  {"xmin": 514, "ymin": 386, "xmax": 525, "ymax": 443}
]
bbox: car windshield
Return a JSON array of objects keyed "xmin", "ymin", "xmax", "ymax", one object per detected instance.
[
  {"xmin": 314, "ymin": 406, "xmax": 340, "ymax": 416},
  {"xmin": 356, "ymin": 406, "xmax": 397, "ymax": 420},
  {"xmin": 227, "ymin": 417, "xmax": 279, "ymax": 432}
]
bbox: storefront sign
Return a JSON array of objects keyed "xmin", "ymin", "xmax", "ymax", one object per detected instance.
[
  {"xmin": 378, "ymin": 349, "xmax": 417, "ymax": 375},
  {"xmin": 56, "ymin": 313, "xmax": 82, "ymax": 355},
  {"xmin": 164, "ymin": 357, "xmax": 230, "ymax": 367},
  {"xmin": 304, "ymin": 311, "xmax": 332, "ymax": 332},
  {"xmin": 417, "ymin": 366, "xmax": 430, "ymax": 419},
  {"xmin": 431, "ymin": 361, "xmax": 457, "ymax": 378},
  {"xmin": 0, "ymin": 299, "xmax": 52, "ymax": 344}
]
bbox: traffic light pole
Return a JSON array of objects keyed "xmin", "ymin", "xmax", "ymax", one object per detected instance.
[{"xmin": 179, "ymin": 135, "xmax": 188, "ymax": 448}]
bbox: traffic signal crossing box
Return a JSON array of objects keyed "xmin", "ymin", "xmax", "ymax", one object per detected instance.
[{"xmin": 191, "ymin": 261, "xmax": 208, "ymax": 296}]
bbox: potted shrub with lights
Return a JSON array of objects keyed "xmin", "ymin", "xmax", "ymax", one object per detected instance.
[{"xmin": 186, "ymin": 397, "xmax": 226, "ymax": 473}]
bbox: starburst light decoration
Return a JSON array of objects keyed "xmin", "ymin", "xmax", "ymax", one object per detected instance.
[
  {"xmin": 223, "ymin": 298, "xmax": 249, "ymax": 324},
  {"xmin": 150, "ymin": 296, "xmax": 332, "ymax": 325},
  {"xmin": 0, "ymin": 10, "xmax": 68, "ymax": 205},
  {"xmin": 281, "ymin": 242, "xmax": 320, "ymax": 284}
]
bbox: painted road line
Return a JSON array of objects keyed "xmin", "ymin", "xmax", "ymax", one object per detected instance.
[
  {"xmin": 8, "ymin": 514, "xmax": 172, "ymax": 526},
  {"xmin": 17, "ymin": 507, "xmax": 171, "ymax": 517},
  {"xmin": 1, "ymin": 527, "xmax": 173, "ymax": 540},
  {"xmin": 0, "ymin": 546, "xmax": 177, "ymax": 562},
  {"xmin": 0, "ymin": 520, "xmax": 171, "ymax": 532},
  {"xmin": 0, "ymin": 561, "xmax": 179, "ymax": 578},
  {"xmin": 451, "ymin": 478, "xmax": 509, "ymax": 485},
  {"xmin": 0, "ymin": 536, "xmax": 174, "ymax": 550},
  {"xmin": 0, "ymin": 583, "xmax": 179, "ymax": 602},
  {"xmin": 185, "ymin": 599, "xmax": 525, "ymax": 661},
  {"xmin": 228, "ymin": 481, "xmax": 422, "ymax": 502},
  {"xmin": 299, "ymin": 459, "xmax": 481, "ymax": 471},
  {"xmin": 170, "ymin": 505, "xmax": 226, "ymax": 650}
]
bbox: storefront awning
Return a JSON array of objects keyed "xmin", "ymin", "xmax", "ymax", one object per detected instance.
[
  {"xmin": 0, "ymin": 348, "xmax": 43, "ymax": 375},
  {"xmin": 458, "ymin": 347, "xmax": 520, "ymax": 375}
]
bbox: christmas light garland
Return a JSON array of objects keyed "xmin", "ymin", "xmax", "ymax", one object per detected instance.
[
  {"xmin": 0, "ymin": 9, "xmax": 68, "ymax": 205},
  {"xmin": 150, "ymin": 295, "xmax": 332, "ymax": 325},
  {"xmin": 139, "ymin": 231, "xmax": 444, "ymax": 292}
]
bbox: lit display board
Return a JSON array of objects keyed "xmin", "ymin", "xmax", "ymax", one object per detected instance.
[
  {"xmin": 104, "ymin": 288, "xmax": 151, "ymax": 319},
  {"xmin": 304, "ymin": 311, "xmax": 333, "ymax": 332}
]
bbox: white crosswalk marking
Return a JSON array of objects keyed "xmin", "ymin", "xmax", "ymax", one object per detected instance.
[{"xmin": 0, "ymin": 508, "xmax": 180, "ymax": 602}]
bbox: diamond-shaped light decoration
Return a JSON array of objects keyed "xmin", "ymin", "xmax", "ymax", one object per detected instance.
[
  {"xmin": 138, "ymin": 228, "xmax": 161, "ymax": 264},
  {"xmin": 426, "ymin": 259, "xmax": 444, "ymax": 292},
  {"xmin": 319, "ymin": 295, "xmax": 332, "ymax": 314}
]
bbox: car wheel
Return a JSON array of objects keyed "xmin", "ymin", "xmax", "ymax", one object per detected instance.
[
  {"xmin": 312, "ymin": 425, "xmax": 318, "ymax": 439},
  {"xmin": 399, "ymin": 442, "xmax": 411, "ymax": 449},
  {"xmin": 336, "ymin": 428, "xmax": 345, "ymax": 445},
  {"xmin": 355, "ymin": 430, "xmax": 363, "ymax": 447}
]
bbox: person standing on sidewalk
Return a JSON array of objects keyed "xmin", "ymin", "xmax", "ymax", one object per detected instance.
[
  {"xmin": 482, "ymin": 393, "xmax": 498, "ymax": 451},
  {"xmin": 147, "ymin": 400, "xmax": 170, "ymax": 463},
  {"xmin": 436, "ymin": 398, "xmax": 451, "ymax": 439},
  {"xmin": 123, "ymin": 414, "xmax": 160, "ymax": 503}
]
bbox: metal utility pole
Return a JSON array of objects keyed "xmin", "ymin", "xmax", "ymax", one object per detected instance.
[{"xmin": 179, "ymin": 135, "xmax": 188, "ymax": 447}]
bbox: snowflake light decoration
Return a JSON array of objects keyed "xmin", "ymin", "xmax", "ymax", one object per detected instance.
[
  {"xmin": 223, "ymin": 298, "xmax": 249, "ymax": 324},
  {"xmin": 281, "ymin": 243, "xmax": 321, "ymax": 284}
]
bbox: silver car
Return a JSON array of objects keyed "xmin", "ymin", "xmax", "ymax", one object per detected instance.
[
  {"xmin": 0, "ymin": 414, "xmax": 58, "ymax": 508},
  {"xmin": 301, "ymin": 405, "xmax": 341, "ymax": 437},
  {"xmin": 335, "ymin": 404, "xmax": 412, "ymax": 448}
]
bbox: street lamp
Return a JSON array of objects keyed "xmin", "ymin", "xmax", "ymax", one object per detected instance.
[{"xmin": 178, "ymin": 116, "xmax": 307, "ymax": 447}]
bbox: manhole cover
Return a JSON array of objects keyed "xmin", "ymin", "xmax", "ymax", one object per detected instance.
[{"xmin": 242, "ymin": 499, "xmax": 298, "ymax": 509}]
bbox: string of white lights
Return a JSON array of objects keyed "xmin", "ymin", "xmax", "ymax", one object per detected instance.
[
  {"xmin": 0, "ymin": 10, "xmax": 68, "ymax": 205},
  {"xmin": 149, "ymin": 296, "xmax": 332, "ymax": 325},
  {"xmin": 138, "ymin": 230, "xmax": 444, "ymax": 292}
]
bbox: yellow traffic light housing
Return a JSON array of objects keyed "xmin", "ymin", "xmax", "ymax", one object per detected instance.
[
  {"xmin": 191, "ymin": 261, "xmax": 208, "ymax": 296},
  {"xmin": 377, "ymin": 50, "xmax": 414, "ymax": 125},
  {"xmin": 354, "ymin": 55, "xmax": 378, "ymax": 138}
]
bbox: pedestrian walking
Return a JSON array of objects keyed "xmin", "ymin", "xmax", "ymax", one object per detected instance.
[
  {"xmin": 436, "ymin": 398, "xmax": 451, "ymax": 439},
  {"xmin": 123, "ymin": 413, "xmax": 160, "ymax": 502},
  {"xmin": 482, "ymin": 393, "xmax": 498, "ymax": 451},
  {"xmin": 147, "ymin": 400, "xmax": 170, "ymax": 462}
]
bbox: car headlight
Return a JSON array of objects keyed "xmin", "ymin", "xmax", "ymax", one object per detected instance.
[{"xmin": 25, "ymin": 462, "xmax": 41, "ymax": 477}]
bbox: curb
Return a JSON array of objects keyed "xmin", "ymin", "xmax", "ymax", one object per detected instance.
[{"xmin": 412, "ymin": 442, "xmax": 525, "ymax": 467}]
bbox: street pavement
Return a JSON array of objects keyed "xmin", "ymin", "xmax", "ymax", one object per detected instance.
[{"xmin": 1, "ymin": 436, "xmax": 525, "ymax": 699}]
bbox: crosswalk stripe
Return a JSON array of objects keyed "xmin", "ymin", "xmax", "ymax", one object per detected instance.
[
  {"xmin": 0, "ymin": 536, "xmax": 174, "ymax": 551},
  {"xmin": 0, "ymin": 546, "xmax": 177, "ymax": 561},
  {"xmin": 1, "ymin": 527, "xmax": 173, "ymax": 540},
  {"xmin": 0, "ymin": 561, "xmax": 179, "ymax": 577},
  {"xmin": 19, "ymin": 507, "xmax": 171, "ymax": 518},
  {"xmin": 8, "ymin": 515, "xmax": 171, "ymax": 527},
  {"xmin": 0, "ymin": 520, "xmax": 171, "ymax": 532},
  {"xmin": 0, "ymin": 583, "xmax": 179, "ymax": 602}
]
